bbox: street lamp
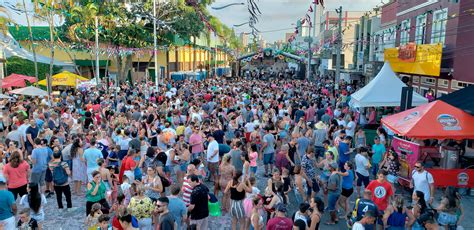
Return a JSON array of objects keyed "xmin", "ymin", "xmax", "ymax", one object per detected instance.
[{"xmin": 211, "ymin": 2, "xmax": 245, "ymax": 10}]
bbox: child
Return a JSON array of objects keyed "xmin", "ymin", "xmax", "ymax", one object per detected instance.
[
  {"xmin": 120, "ymin": 175, "xmax": 132, "ymax": 206},
  {"xmin": 281, "ymin": 168, "xmax": 292, "ymax": 201},
  {"xmin": 85, "ymin": 203, "xmax": 103, "ymax": 230},
  {"xmin": 17, "ymin": 208, "xmax": 39, "ymax": 230},
  {"xmin": 97, "ymin": 214, "xmax": 112, "ymax": 230},
  {"xmin": 107, "ymin": 145, "xmax": 119, "ymax": 168},
  {"xmin": 106, "ymin": 166, "xmax": 119, "ymax": 204}
]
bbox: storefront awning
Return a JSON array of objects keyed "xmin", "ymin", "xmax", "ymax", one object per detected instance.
[{"xmin": 75, "ymin": 60, "xmax": 109, "ymax": 67}]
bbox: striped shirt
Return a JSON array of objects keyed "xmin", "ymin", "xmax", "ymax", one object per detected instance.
[{"xmin": 182, "ymin": 176, "xmax": 193, "ymax": 206}]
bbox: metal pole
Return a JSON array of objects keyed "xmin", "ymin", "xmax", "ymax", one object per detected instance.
[
  {"xmin": 335, "ymin": 6, "xmax": 343, "ymax": 91},
  {"xmin": 95, "ymin": 16, "xmax": 100, "ymax": 86},
  {"xmin": 307, "ymin": 37, "xmax": 312, "ymax": 81},
  {"xmin": 0, "ymin": 49, "xmax": 4, "ymax": 94},
  {"xmin": 153, "ymin": 0, "xmax": 159, "ymax": 92}
]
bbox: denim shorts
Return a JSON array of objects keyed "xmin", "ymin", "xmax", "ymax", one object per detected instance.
[
  {"xmin": 327, "ymin": 192, "xmax": 340, "ymax": 211},
  {"xmin": 250, "ymin": 166, "xmax": 257, "ymax": 174},
  {"xmin": 263, "ymin": 153, "xmax": 274, "ymax": 165}
]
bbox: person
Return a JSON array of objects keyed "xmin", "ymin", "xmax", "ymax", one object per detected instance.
[
  {"xmin": 436, "ymin": 186, "xmax": 463, "ymax": 230},
  {"xmin": 119, "ymin": 149, "xmax": 138, "ymax": 184},
  {"xmin": 262, "ymin": 126, "xmax": 276, "ymax": 177},
  {"xmin": 230, "ymin": 141, "xmax": 243, "ymax": 172},
  {"xmin": 355, "ymin": 147, "xmax": 370, "ymax": 198},
  {"xmin": 337, "ymin": 136, "xmax": 352, "ymax": 171},
  {"xmin": 142, "ymin": 166, "xmax": 163, "ymax": 202},
  {"xmin": 120, "ymin": 175, "xmax": 132, "ymax": 206},
  {"xmin": 86, "ymin": 170, "xmax": 110, "ymax": 216},
  {"xmin": 19, "ymin": 183, "xmax": 47, "ymax": 229},
  {"xmin": 350, "ymin": 189, "xmax": 379, "ymax": 230},
  {"xmin": 337, "ymin": 162, "xmax": 355, "ymax": 219},
  {"xmin": 167, "ymin": 185, "xmax": 187, "ymax": 230},
  {"xmin": 382, "ymin": 195, "xmax": 413, "ymax": 230},
  {"xmin": 182, "ymin": 164, "xmax": 197, "ymax": 207},
  {"xmin": 248, "ymin": 144, "xmax": 258, "ymax": 177},
  {"xmin": 206, "ymin": 134, "xmax": 220, "ymax": 184},
  {"xmin": 326, "ymin": 162, "xmax": 341, "ymax": 225},
  {"xmin": 189, "ymin": 126, "xmax": 204, "ymax": 161},
  {"xmin": 0, "ymin": 180, "xmax": 16, "ymax": 229},
  {"xmin": 71, "ymin": 138, "xmax": 87, "ymax": 195},
  {"xmin": 379, "ymin": 149, "xmax": 400, "ymax": 191},
  {"xmin": 97, "ymin": 214, "xmax": 111, "ymax": 230},
  {"xmin": 48, "ymin": 150, "xmax": 73, "ymax": 211},
  {"xmin": 17, "ymin": 208, "xmax": 39, "ymax": 230},
  {"xmin": 3, "ymin": 151, "xmax": 30, "ymax": 200},
  {"xmin": 355, "ymin": 128, "xmax": 366, "ymax": 147},
  {"xmin": 292, "ymin": 203, "xmax": 310, "ymax": 229},
  {"xmin": 243, "ymin": 177, "xmax": 260, "ymax": 229},
  {"xmin": 84, "ymin": 138, "xmax": 104, "ymax": 182},
  {"xmin": 308, "ymin": 196, "xmax": 324, "ymax": 230},
  {"xmin": 25, "ymin": 120, "xmax": 39, "ymax": 155},
  {"xmin": 266, "ymin": 203, "xmax": 293, "ymax": 230},
  {"xmin": 312, "ymin": 121, "xmax": 327, "ymax": 160},
  {"xmin": 30, "ymin": 138, "xmax": 53, "ymax": 193},
  {"xmin": 188, "ymin": 174, "xmax": 209, "ymax": 230},
  {"xmin": 410, "ymin": 161, "xmax": 435, "ymax": 204},
  {"xmin": 85, "ymin": 203, "xmax": 103, "ymax": 230},
  {"xmin": 225, "ymin": 170, "xmax": 250, "ymax": 230},
  {"xmin": 301, "ymin": 147, "xmax": 319, "ymax": 199},
  {"xmin": 352, "ymin": 210, "xmax": 377, "ymax": 230},
  {"xmin": 118, "ymin": 213, "xmax": 139, "ymax": 230},
  {"xmin": 155, "ymin": 196, "xmax": 175, "ymax": 230},
  {"xmin": 128, "ymin": 184, "xmax": 154, "ymax": 229},
  {"xmin": 410, "ymin": 190, "xmax": 428, "ymax": 230},
  {"xmin": 293, "ymin": 166, "xmax": 308, "ymax": 204},
  {"xmin": 366, "ymin": 169, "xmax": 393, "ymax": 212},
  {"xmin": 250, "ymin": 197, "xmax": 264, "ymax": 230},
  {"xmin": 371, "ymin": 137, "xmax": 386, "ymax": 176}
]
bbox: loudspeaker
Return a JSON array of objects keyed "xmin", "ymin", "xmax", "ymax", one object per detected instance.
[{"xmin": 401, "ymin": 86, "xmax": 413, "ymax": 111}]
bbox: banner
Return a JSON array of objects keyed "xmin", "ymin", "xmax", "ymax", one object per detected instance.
[
  {"xmin": 384, "ymin": 43, "xmax": 442, "ymax": 77},
  {"xmin": 427, "ymin": 169, "xmax": 474, "ymax": 188},
  {"xmin": 391, "ymin": 136, "xmax": 420, "ymax": 167}
]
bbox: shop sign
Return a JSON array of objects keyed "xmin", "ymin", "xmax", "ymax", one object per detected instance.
[
  {"xmin": 392, "ymin": 137, "xmax": 420, "ymax": 167},
  {"xmin": 437, "ymin": 114, "xmax": 461, "ymax": 131},
  {"xmin": 398, "ymin": 43, "xmax": 417, "ymax": 62},
  {"xmin": 427, "ymin": 169, "xmax": 474, "ymax": 188},
  {"xmin": 384, "ymin": 43, "xmax": 442, "ymax": 77}
]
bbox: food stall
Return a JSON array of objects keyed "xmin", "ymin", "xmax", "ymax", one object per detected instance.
[{"xmin": 381, "ymin": 100, "xmax": 474, "ymax": 188}]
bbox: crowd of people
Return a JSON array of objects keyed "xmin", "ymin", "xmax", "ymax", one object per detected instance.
[{"xmin": 0, "ymin": 76, "xmax": 465, "ymax": 230}]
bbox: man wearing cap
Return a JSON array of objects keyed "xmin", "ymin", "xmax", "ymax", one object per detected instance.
[
  {"xmin": 267, "ymin": 203, "xmax": 293, "ymax": 230},
  {"xmin": 0, "ymin": 180, "xmax": 16, "ymax": 229},
  {"xmin": 312, "ymin": 121, "xmax": 327, "ymax": 160},
  {"xmin": 206, "ymin": 134, "xmax": 219, "ymax": 184}
]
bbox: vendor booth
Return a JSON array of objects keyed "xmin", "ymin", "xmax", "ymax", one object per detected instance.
[
  {"xmin": 2, "ymin": 74, "xmax": 37, "ymax": 88},
  {"xmin": 381, "ymin": 100, "xmax": 474, "ymax": 188},
  {"xmin": 9, "ymin": 86, "xmax": 48, "ymax": 97}
]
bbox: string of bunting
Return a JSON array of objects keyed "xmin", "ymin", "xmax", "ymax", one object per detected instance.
[{"xmin": 287, "ymin": 0, "xmax": 325, "ymax": 44}]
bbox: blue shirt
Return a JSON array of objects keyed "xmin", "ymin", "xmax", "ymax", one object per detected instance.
[
  {"xmin": 338, "ymin": 142, "xmax": 350, "ymax": 164},
  {"xmin": 372, "ymin": 144, "xmax": 386, "ymax": 164},
  {"xmin": 342, "ymin": 170, "xmax": 355, "ymax": 189},
  {"xmin": 0, "ymin": 190, "xmax": 15, "ymax": 220},
  {"xmin": 296, "ymin": 136, "xmax": 310, "ymax": 157},
  {"xmin": 31, "ymin": 147, "xmax": 53, "ymax": 173},
  {"xmin": 168, "ymin": 197, "xmax": 187, "ymax": 230},
  {"xmin": 84, "ymin": 147, "xmax": 103, "ymax": 170}
]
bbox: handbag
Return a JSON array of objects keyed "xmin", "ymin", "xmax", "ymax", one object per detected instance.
[{"xmin": 159, "ymin": 174, "xmax": 171, "ymax": 187}]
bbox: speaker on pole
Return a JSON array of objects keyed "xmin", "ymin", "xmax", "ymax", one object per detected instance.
[{"xmin": 401, "ymin": 86, "xmax": 413, "ymax": 111}]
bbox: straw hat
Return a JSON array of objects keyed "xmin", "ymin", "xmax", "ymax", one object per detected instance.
[{"xmin": 315, "ymin": 121, "xmax": 327, "ymax": 130}]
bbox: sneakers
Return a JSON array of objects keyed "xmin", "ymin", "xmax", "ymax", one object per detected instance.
[
  {"xmin": 67, "ymin": 207, "xmax": 79, "ymax": 212},
  {"xmin": 46, "ymin": 191, "xmax": 55, "ymax": 199}
]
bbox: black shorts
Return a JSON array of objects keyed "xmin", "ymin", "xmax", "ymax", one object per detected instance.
[
  {"xmin": 45, "ymin": 168, "xmax": 53, "ymax": 183},
  {"xmin": 356, "ymin": 172, "xmax": 370, "ymax": 187},
  {"xmin": 341, "ymin": 188, "xmax": 354, "ymax": 198}
]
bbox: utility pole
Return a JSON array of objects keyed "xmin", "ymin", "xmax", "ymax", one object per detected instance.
[
  {"xmin": 95, "ymin": 16, "xmax": 100, "ymax": 86},
  {"xmin": 153, "ymin": 0, "xmax": 159, "ymax": 92},
  {"xmin": 335, "ymin": 6, "xmax": 343, "ymax": 92}
]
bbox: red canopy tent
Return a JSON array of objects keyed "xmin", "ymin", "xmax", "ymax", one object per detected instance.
[
  {"xmin": 381, "ymin": 100, "xmax": 474, "ymax": 140},
  {"xmin": 2, "ymin": 74, "xmax": 37, "ymax": 88}
]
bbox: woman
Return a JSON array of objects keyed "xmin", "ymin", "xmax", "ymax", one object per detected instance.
[
  {"xmin": 142, "ymin": 166, "xmax": 163, "ymax": 202},
  {"xmin": 219, "ymin": 154, "xmax": 235, "ymax": 213},
  {"xmin": 308, "ymin": 195, "xmax": 325, "ymax": 230},
  {"xmin": 263, "ymin": 180, "xmax": 285, "ymax": 221},
  {"xmin": 119, "ymin": 149, "xmax": 138, "ymax": 184},
  {"xmin": 355, "ymin": 128, "xmax": 366, "ymax": 147},
  {"xmin": 379, "ymin": 149, "xmax": 400, "ymax": 191},
  {"xmin": 86, "ymin": 170, "xmax": 110, "ymax": 216},
  {"xmin": 337, "ymin": 162, "xmax": 355, "ymax": 219},
  {"xmin": 316, "ymin": 151, "xmax": 335, "ymax": 205},
  {"xmin": 293, "ymin": 166, "xmax": 308, "ymax": 204},
  {"xmin": 243, "ymin": 177, "xmax": 260, "ymax": 230},
  {"xmin": 3, "ymin": 151, "xmax": 30, "ymax": 200},
  {"xmin": 173, "ymin": 142, "xmax": 190, "ymax": 186},
  {"xmin": 241, "ymin": 152, "xmax": 251, "ymax": 178},
  {"xmin": 97, "ymin": 159, "xmax": 113, "ymax": 192},
  {"xmin": 71, "ymin": 138, "xmax": 87, "ymax": 195},
  {"xmin": 410, "ymin": 190, "xmax": 428, "ymax": 230},
  {"xmin": 383, "ymin": 195, "xmax": 413, "ymax": 230},
  {"xmin": 436, "ymin": 186, "xmax": 464, "ymax": 230},
  {"xmin": 248, "ymin": 144, "xmax": 258, "ymax": 177},
  {"xmin": 19, "ymin": 183, "xmax": 47, "ymax": 230},
  {"xmin": 377, "ymin": 127, "xmax": 388, "ymax": 146},
  {"xmin": 250, "ymin": 197, "xmax": 264, "ymax": 230},
  {"xmin": 225, "ymin": 170, "xmax": 251, "ymax": 230},
  {"xmin": 128, "ymin": 184, "xmax": 154, "ymax": 230}
]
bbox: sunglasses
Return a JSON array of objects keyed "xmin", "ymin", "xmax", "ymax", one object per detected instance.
[{"xmin": 414, "ymin": 166, "xmax": 421, "ymax": 169}]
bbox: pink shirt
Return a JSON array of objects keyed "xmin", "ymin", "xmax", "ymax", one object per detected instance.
[
  {"xmin": 189, "ymin": 133, "xmax": 203, "ymax": 154},
  {"xmin": 249, "ymin": 151, "xmax": 258, "ymax": 167},
  {"xmin": 3, "ymin": 161, "xmax": 30, "ymax": 189}
]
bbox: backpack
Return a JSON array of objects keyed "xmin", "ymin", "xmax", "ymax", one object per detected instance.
[
  {"xmin": 347, "ymin": 198, "xmax": 360, "ymax": 228},
  {"xmin": 52, "ymin": 162, "xmax": 68, "ymax": 185}
]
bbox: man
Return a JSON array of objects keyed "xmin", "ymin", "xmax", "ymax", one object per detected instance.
[
  {"xmin": 6, "ymin": 125, "xmax": 21, "ymax": 147},
  {"xmin": 156, "ymin": 197, "xmax": 176, "ymax": 230},
  {"xmin": 30, "ymin": 138, "xmax": 53, "ymax": 193},
  {"xmin": 371, "ymin": 137, "xmax": 386, "ymax": 176},
  {"xmin": 0, "ymin": 180, "xmax": 16, "ymax": 229},
  {"xmin": 351, "ymin": 190, "xmax": 379, "ymax": 230},
  {"xmin": 188, "ymin": 175, "xmax": 209, "ymax": 230},
  {"xmin": 352, "ymin": 210, "xmax": 377, "ymax": 230},
  {"xmin": 345, "ymin": 115, "xmax": 356, "ymax": 138},
  {"xmin": 230, "ymin": 141, "xmax": 243, "ymax": 172},
  {"xmin": 312, "ymin": 121, "xmax": 327, "ymax": 160},
  {"xmin": 25, "ymin": 120, "xmax": 39, "ymax": 155},
  {"xmin": 305, "ymin": 102, "xmax": 316, "ymax": 122},
  {"xmin": 262, "ymin": 126, "xmax": 276, "ymax": 177},
  {"xmin": 83, "ymin": 138, "xmax": 103, "ymax": 181},
  {"xmin": 338, "ymin": 136, "xmax": 353, "ymax": 171},
  {"xmin": 206, "ymin": 134, "xmax": 219, "ymax": 184},
  {"xmin": 189, "ymin": 126, "xmax": 204, "ymax": 161},
  {"xmin": 168, "ymin": 185, "xmax": 187, "ymax": 230},
  {"xmin": 267, "ymin": 203, "xmax": 293, "ymax": 230},
  {"xmin": 355, "ymin": 147, "xmax": 371, "ymax": 198},
  {"xmin": 323, "ymin": 140, "xmax": 339, "ymax": 162},
  {"xmin": 327, "ymin": 162, "xmax": 341, "ymax": 225},
  {"xmin": 296, "ymin": 131, "xmax": 311, "ymax": 159},
  {"xmin": 182, "ymin": 164, "xmax": 197, "ymax": 206},
  {"xmin": 410, "ymin": 161, "xmax": 435, "ymax": 204},
  {"xmin": 301, "ymin": 148, "xmax": 319, "ymax": 198},
  {"xmin": 48, "ymin": 151, "xmax": 74, "ymax": 211},
  {"xmin": 366, "ymin": 170, "xmax": 393, "ymax": 212}
]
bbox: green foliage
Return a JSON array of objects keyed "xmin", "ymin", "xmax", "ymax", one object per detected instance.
[{"xmin": 5, "ymin": 57, "xmax": 61, "ymax": 80}]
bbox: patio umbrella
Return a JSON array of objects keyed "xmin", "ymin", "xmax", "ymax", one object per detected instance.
[
  {"xmin": 38, "ymin": 71, "xmax": 89, "ymax": 87},
  {"xmin": 0, "ymin": 94, "xmax": 11, "ymax": 99},
  {"xmin": 9, "ymin": 86, "xmax": 48, "ymax": 97},
  {"xmin": 2, "ymin": 73, "xmax": 37, "ymax": 88}
]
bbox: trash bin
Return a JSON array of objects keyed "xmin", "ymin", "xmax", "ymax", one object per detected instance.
[{"xmin": 440, "ymin": 146, "xmax": 460, "ymax": 169}]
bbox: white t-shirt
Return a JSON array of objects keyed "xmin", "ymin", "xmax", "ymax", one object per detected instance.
[
  {"xmin": 206, "ymin": 140, "xmax": 219, "ymax": 163},
  {"xmin": 412, "ymin": 170, "xmax": 434, "ymax": 201},
  {"xmin": 352, "ymin": 222, "xmax": 365, "ymax": 230},
  {"xmin": 346, "ymin": 121, "xmax": 356, "ymax": 137},
  {"xmin": 355, "ymin": 153, "xmax": 370, "ymax": 177}
]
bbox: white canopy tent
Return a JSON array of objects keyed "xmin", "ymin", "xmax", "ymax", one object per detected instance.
[
  {"xmin": 350, "ymin": 62, "xmax": 428, "ymax": 107},
  {"xmin": 9, "ymin": 86, "xmax": 48, "ymax": 97}
]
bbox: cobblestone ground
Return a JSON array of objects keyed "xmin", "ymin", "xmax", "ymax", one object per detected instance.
[{"xmin": 36, "ymin": 161, "xmax": 473, "ymax": 230}]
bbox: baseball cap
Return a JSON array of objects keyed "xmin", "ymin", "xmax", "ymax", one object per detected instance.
[
  {"xmin": 330, "ymin": 162, "xmax": 338, "ymax": 170},
  {"xmin": 275, "ymin": 203, "xmax": 287, "ymax": 213}
]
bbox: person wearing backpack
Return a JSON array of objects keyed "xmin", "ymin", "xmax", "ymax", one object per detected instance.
[
  {"xmin": 410, "ymin": 161, "xmax": 435, "ymax": 205},
  {"xmin": 48, "ymin": 151, "xmax": 74, "ymax": 211}
]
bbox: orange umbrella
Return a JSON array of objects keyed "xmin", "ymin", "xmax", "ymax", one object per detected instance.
[
  {"xmin": 381, "ymin": 100, "xmax": 474, "ymax": 140},
  {"xmin": 2, "ymin": 74, "xmax": 37, "ymax": 88}
]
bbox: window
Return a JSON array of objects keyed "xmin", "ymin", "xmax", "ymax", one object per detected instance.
[
  {"xmin": 431, "ymin": 8, "xmax": 448, "ymax": 44},
  {"xmin": 412, "ymin": 76, "xmax": 419, "ymax": 83},
  {"xmin": 415, "ymin": 14, "xmax": 427, "ymax": 44},
  {"xmin": 400, "ymin": 19, "xmax": 411, "ymax": 45},
  {"xmin": 421, "ymin": 77, "xmax": 435, "ymax": 86},
  {"xmin": 438, "ymin": 79, "xmax": 449, "ymax": 88}
]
